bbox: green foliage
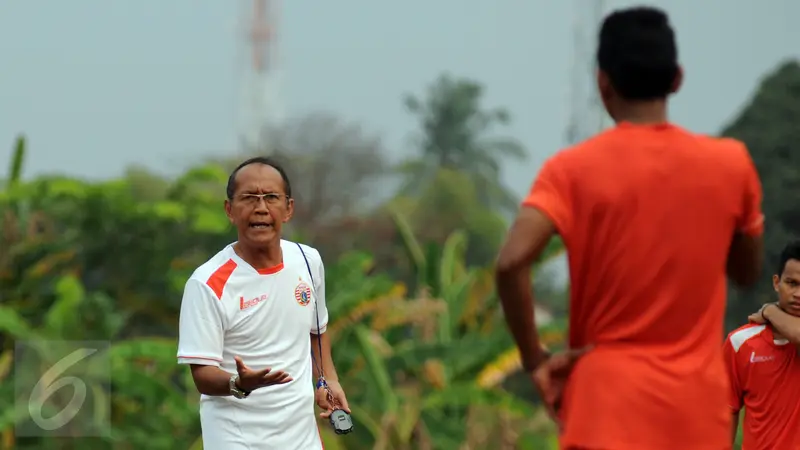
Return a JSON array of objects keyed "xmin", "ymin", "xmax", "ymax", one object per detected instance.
[
  {"xmin": 721, "ymin": 59, "xmax": 800, "ymax": 329},
  {"xmin": 389, "ymin": 169, "xmax": 507, "ymax": 269},
  {"xmin": 6, "ymin": 135, "xmax": 25, "ymax": 190}
]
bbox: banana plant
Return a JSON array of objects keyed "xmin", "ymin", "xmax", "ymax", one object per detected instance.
[
  {"xmin": 4, "ymin": 134, "xmax": 25, "ymax": 194},
  {"xmin": 391, "ymin": 207, "xmax": 566, "ymax": 377},
  {"xmin": 1, "ymin": 135, "xmax": 32, "ymax": 282},
  {"xmin": 313, "ymin": 250, "xmax": 445, "ymax": 449},
  {"xmin": 476, "ymin": 238, "xmax": 568, "ymax": 390},
  {"xmin": 0, "ymin": 275, "xmax": 197, "ymax": 449},
  {"xmin": 375, "ymin": 209, "xmax": 564, "ymax": 447},
  {"xmin": 312, "ymin": 243, "xmax": 505, "ymax": 449}
]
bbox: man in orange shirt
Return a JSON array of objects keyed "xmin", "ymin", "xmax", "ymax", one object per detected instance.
[
  {"xmin": 495, "ymin": 6, "xmax": 765, "ymax": 450},
  {"xmin": 725, "ymin": 241, "xmax": 800, "ymax": 449}
]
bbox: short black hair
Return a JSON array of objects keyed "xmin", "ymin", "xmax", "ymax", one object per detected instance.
[
  {"xmin": 597, "ymin": 6, "xmax": 679, "ymax": 100},
  {"xmin": 777, "ymin": 241, "xmax": 800, "ymax": 276},
  {"xmin": 226, "ymin": 156, "xmax": 292, "ymax": 200}
]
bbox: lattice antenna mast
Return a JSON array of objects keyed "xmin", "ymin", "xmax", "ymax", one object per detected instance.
[
  {"xmin": 565, "ymin": 0, "xmax": 610, "ymax": 145},
  {"xmin": 238, "ymin": 0, "xmax": 283, "ymax": 151}
]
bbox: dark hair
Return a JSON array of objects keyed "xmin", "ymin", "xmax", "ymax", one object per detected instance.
[
  {"xmin": 226, "ymin": 156, "xmax": 292, "ymax": 200},
  {"xmin": 597, "ymin": 6, "xmax": 679, "ymax": 100},
  {"xmin": 777, "ymin": 241, "xmax": 800, "ymax": 276}
]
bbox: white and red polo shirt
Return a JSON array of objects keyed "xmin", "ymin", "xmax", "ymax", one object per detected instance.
[
  {"xmin": 724, "ymin": 323, "xmax": 800, "ymax": 449},
  {"xmin": 177, "ymin": 240, "xmax": 327, "ymax": 450}
]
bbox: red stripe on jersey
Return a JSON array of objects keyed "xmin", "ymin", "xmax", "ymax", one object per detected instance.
[{"xmin": 206, "ymin": 259, "xmax": 237, "ymax": 300}]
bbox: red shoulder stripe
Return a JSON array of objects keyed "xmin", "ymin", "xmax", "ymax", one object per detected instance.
[{"xmin": 206, "ymin": 259, "xmax": 237, "ymax": 300}]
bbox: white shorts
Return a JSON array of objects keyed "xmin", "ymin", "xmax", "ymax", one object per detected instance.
[{"xmin": 199, "ymin": 395, "xmax": 324, "ymax": 450}]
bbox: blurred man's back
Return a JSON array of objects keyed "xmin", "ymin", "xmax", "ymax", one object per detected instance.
[
  {"xmin": 495, "ymin": 7, "xmax": 763, "ymax": 449},
  {"xmin": 529, "ymin": 123, "xmax": 763, "ymax": 448}
]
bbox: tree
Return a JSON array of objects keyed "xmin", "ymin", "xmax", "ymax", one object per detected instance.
[
  {"xmin": 0, "ymin": 162, "xmax": 234, "ymax": 338},
  {"xmin": 720, "ymin": 59, "xmax": 800, "ymax": 329},
  {"xmin": 232, "ymin": 112, "xmax": 390, "ymax": 253},
  {"xmin": 399, "ymin": 74, "xmax": 527, "ymax": 213},
  {"xmin": 405, "ymin": 169, "xmax": 507, "ymax": 264}
]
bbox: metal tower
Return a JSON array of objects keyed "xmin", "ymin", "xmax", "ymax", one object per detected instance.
[
  {"xmin": 238, "ymin": 0, "xmax": 283, "ymax": 150},
  {"xmin": 564, "ymin": 0, "xmax": 610, "ymax": 145}
]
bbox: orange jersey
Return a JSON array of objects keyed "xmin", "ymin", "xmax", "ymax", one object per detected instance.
[
  {"xmin": 724, "ymin": 324, "xmax": 800, "ymax": 450},
  {"xmin": 524, "ymin": 122, "xmax": 764, "ymax": 449}
]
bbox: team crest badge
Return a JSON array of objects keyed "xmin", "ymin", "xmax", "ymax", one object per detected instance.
[{"xmin": 294, "ymin": 280, "xmax": 312, "ymax": 306}]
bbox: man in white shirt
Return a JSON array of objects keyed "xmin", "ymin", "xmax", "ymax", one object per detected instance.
[{"xmin": 177, "ymin": 157, "xmax": 350, "ymax": 449}]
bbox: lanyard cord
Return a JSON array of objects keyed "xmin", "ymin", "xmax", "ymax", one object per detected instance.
[{"xmin": 296, "ymin": 243, "xmax": 332, "ymax": 397}]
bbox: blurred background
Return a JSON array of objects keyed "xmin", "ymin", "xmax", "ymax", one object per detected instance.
[{"xmin": 1, "ymin": 0, "xmax": 798, "ymax": 448}]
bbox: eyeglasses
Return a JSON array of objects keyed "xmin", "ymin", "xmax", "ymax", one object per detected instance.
[{"xmin": 236, "ymin": 193, "xmax": 289, "ymax": 206}]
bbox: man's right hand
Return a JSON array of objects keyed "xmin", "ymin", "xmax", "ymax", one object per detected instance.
[{"xmin": 234, "ymin": 356, "xmax": 293, "ymax": 392}]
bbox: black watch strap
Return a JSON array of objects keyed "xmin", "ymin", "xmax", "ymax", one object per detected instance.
[{"xmin": 760, "ymin": 302, "xmax": 778, "ymax": 322}]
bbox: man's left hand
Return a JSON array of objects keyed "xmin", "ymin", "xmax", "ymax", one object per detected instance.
[{"xmin": 316, "ymin": 379, "xmax": 350, "ymax": 418}]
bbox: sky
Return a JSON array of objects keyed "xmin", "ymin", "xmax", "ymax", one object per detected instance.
[{"xmin": 1, "ymin": 0, "xmax": 798, "ymax": 201}]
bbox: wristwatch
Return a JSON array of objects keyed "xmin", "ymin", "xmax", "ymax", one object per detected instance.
[{"xmin": 229, "ymin": 375, "xmax": 250, "ymax": 399}]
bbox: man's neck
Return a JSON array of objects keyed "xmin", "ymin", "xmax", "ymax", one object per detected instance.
[
  {"xmin": 234, "ymin": 241, "xmax": 282, "ymax": 270},
  {"xmin": 613, "ymin": 100, "xmax": 669, "ymax": 125}
]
